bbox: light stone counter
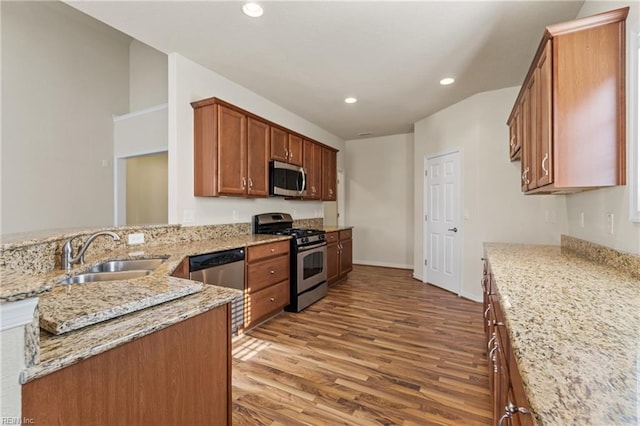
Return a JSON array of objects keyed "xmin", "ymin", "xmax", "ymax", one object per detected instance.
[
  {"xmin": 32, "ymin": 234, "xmax": 290, "ymax": 334},
  {"xmin": 321, "ymin": 226, "xmax": 353, "ymax": 232},
  {"xmin": 21, "ymin": 285, "xmax": 240, "ymax": 383},
  {"xmin": 484, "ymin": 241, "xmax": 639, "ymax": 425}
]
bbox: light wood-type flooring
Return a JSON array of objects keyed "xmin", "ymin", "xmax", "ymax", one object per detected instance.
[{"xmin": 232, "ymin": 265, "xmax": 491, "ymax": 425}]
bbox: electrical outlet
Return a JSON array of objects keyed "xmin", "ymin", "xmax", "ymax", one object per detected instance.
[
  {"xmin": 127, "ymin": 233, "xmax": 145, "ymax": 245},
  {"xmin": 606, "ymin": 213, "xmax": 614, "ymax": 235},
  {"xmin": 182, "ymin": 209, "xmax": 194, "ymax": 224}
]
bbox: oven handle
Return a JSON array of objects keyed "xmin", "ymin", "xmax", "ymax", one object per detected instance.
[{"xmin": 297, "ymin": 242, "xmax": 327, "ymax": 252}]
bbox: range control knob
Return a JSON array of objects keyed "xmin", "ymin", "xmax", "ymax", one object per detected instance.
[
  {"xmin": 301, "ymin": 237, "xmax": 309, "ymax": 244},
  {"xmin": 319, "ymin": 234, "xmax": 326, "ymax": 240}
]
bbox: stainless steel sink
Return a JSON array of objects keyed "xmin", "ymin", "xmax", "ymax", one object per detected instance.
[
  {"xmin": 88, "ymin": 257, "xmax": 168, "ymax": 273},
  {"xmin": 57, "ymin": 270, "xmax": 151, "ymax": 284}
]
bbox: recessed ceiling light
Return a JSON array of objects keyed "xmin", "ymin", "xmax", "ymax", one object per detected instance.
[
  {"xmin": 242, "ymin": 2, "xmax": 263, "ymax": 17},
  {"xmin": 344, "ymin": 97, "xmax": 357, "ymax": 104},
  {"xmin": 440, "ymin": 77, "xmax": 455, "ymax": 86}
]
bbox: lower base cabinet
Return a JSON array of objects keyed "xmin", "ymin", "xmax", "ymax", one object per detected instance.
[
  {"xmin": 327, "ymin": 229, "xmax": 353, "ymax": 286},
  {"xmin": 482, "ymin": 258, "xmax": 534, "ymax": 426},
  {"xmin": 22, "ymin": 305, "xmax": 231, "ymax": 426}
]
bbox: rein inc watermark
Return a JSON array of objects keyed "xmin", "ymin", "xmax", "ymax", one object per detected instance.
[{"xmin": 1, "ymin": 418, "xmax": 34, "ymax": 425}]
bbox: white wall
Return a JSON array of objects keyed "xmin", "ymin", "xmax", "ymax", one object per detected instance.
[
  {"xmin": 168, "ymin": 53, "xmax": 345, "ymax": 225},
  {"xmin": 414, "ymin": 87, "xmax": 568, "ymax": 301},
  {"xmin": 129, "ymin": 40, "xmax": 168, "ymax": 111},
  {"xmin": 1, "ymin": 1, "xmax": 130, "ymax": 234},
  {"xmin": 565, "ymin": 1, "xmax": 640, "ymax": 255},
  {"xmin": 344, "ymin": 134, "xmax": 414, "ymax": 268},
  {"xmin": 0, "ymin": 327, "xmax": 24, "ymax": 419}
]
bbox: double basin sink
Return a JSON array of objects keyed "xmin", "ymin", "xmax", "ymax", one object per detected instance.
[{"xmin": 57, "ymin": 257, "xmax": 168, "ymax": 284}]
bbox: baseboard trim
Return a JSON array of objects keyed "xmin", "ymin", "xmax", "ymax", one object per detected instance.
[
  {"xmin": 353, "ymin": 260, "xmax": 413, "ymax": 270},
  {"xmin": 460, "ymin": 290, "xmax": 482, "ymax": 303}
]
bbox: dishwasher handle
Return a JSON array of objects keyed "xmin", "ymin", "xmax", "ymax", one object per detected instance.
[{"xmin": 189, "ymin": 248, "xmax": 245, "ymax": 273}]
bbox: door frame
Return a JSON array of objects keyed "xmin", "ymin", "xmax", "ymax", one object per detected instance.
[{"xmin": 423, "ymin": 150, "xmax": 462, "ymax": 295}]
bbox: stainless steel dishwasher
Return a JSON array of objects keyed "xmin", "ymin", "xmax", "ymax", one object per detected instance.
[{"xmin": 189, "ymin": 248, "xmax": 245, "ymax": 335}]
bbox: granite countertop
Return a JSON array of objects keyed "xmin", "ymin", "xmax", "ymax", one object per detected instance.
[
  {"xmin": 21, "ymin": 285, "xmax": 240, "ymax": 384},
  {"xmin": 7, "ymin": 233, "xmax": 290, "ymax": 382},
  {"xmin": 321, "ymin": 226, "xmax": 353, "ymax": 232},
  {"xmin": 484, "ymin": 243, "xmax": 639, "ymax": 425},
  {"xmin": 34, "ymin": 234, "xmax": 290, "ymax": 334}
]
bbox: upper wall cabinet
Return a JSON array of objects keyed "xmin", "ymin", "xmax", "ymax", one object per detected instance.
[
  {"xmin": 191, "ymin": 97, "xmax": 338, "ymax": 200},
  {"xmin": 303, "ymin": 139, "xmax": 322, "ymax": 200},
  {"xmin": 507, "ymin": 7, "xmax": 628, "ymax": 194},
  {"xmin": 322, "ymin": 147, "xmax": 337, "ymax": 201},
  {"xmin": 191, "ymin": 99, "xmax": 269, "ymax": 197},
  {"xmin": 270, "ymin": 127, "xmax": 303, "ymax": 166}
]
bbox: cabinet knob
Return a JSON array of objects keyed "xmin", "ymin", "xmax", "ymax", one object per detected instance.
[
  {"xmin": 270, "ymin": 248, "xmax": 275, "ymax": 253},
  {"xmin": 269, "ymin": 297, "xmax": 275, "ymax": 302},
  {"xmin": 270, "ymin": 270, "xmax": 275, "ymax": 275}
]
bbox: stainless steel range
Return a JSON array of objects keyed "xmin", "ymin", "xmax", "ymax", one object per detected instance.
[{"xmin": 253, "ymin": 213, "xmax": 327, "ymax": 312}]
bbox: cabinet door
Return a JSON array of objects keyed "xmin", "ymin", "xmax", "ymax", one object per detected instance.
[
  {"xmin": 536, "ymin": 41, "xmax": 553, "ymax": 188},
  {"xmin": 270, "ymin": 127, "xmax": 288, "ymax": 163},
  {"xmin": 23, "ymin": 306, "xmax": 231, "ymax": 426},
  {"xmin": 303, "ymin": 140, "xmax": 322, "ymax": 199},
  {"xmin": 509, "ymin": 106, "xmax": 522, "ymax": 161},
  {"xmin": 288, "ymin": 134, "xmax": 303, "ymax": 166},
  {"xmin": 521, "ymin": 74, "xmax": 538, "ymax": 192},
  {"xmin": 322, "ymin": 148, "xmax": 337, "ymax": 201},
  {"xmin": 339, "ymin": 238, "xmax": 353, "ymax": 277},
  {"xmin": 218, "ymin": 105, "xmax": 247, "ymax": 195},
  {"xmin": 247, "ymin": 117, "xmax": 270, "ymax": 197},
  {"xmin": 326, "ymin": 242, "xmax": 339, "ymax": 284}
]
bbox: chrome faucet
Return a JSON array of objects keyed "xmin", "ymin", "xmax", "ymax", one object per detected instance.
[{"xmin": 61, "ymin": 231, "xmax": 120, "ymax": 270}]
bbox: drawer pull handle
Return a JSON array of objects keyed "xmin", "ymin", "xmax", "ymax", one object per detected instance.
[
  {"xmin": 487, "ymin": 334, "xmax": 496, "ymax": 350},
  {"xmin": 269, "ymin": 297, "xmax": 275, "ymax": 302},
  {"xmin": 484, "ymin": 305, "xmax": 491, "ymax": 320},
  {"xmin": 499, "ymin": 402, "xmax": 530, "ymax": 426}
]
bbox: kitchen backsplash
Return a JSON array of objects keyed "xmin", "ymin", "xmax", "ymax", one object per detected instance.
[
  {"xmin": 0, "ymin": 218, "xmax": 323, "ymax": 275},
  {"xmin": 561, "ymin": 235, "xmax": 640, "ymax": 279}
]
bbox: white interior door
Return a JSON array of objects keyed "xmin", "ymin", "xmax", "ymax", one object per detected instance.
[{"xmin": 424, "ymin": 152, "xmax": 461, "ymax": 294}]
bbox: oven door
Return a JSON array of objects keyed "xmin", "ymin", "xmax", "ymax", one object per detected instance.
[{"xmin": 296, "ymin": 243, "xmax": 327, "ymax": 293}]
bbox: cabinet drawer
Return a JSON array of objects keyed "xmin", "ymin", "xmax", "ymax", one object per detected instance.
[
  {"xmin": 247, "ymin": 255, "xmax": 289, "ymax": 293},
  {"xmin": 247, "ymin": 280, "xmax": 289, "ymax": 326},
  {"xmin": 247, "ymin": 240, "xmax": 290, "ymax": 262},
  {"xmin": 339, "ymin": 229, "xmax": 352, "ymax": 240},
  {"xmin": 325, "ymin": 231, "xmax": 338, "ymax": 243}
]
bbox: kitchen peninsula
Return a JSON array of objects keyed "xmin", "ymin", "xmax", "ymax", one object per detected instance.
[{"xmin": 0, "ymin": 221, "xmax": 318, "ymax": 425}]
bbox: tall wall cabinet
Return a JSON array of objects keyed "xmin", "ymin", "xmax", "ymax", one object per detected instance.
[{"xmin": 507, "ymin": 7, "xmax": 628, "ymax": 194}]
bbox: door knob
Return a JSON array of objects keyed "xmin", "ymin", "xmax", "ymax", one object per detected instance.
[{"xmin": 448, "ymin": 227, "xmax": 458, "ymax": 232}]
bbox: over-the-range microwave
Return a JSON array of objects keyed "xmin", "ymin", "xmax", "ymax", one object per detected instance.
[{"xmin": 269, "ymin": 160, "xmax": 307, "ymax": 197}]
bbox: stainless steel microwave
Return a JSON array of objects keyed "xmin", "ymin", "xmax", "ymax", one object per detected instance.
[{"xmin": 269, "ymin": 161, "xmax": 306, "ymax": 197}]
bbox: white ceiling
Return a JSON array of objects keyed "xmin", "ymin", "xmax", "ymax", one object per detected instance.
[{"xmin": 66, "ymin": 1, "xmax": 584, "ymax": 140}]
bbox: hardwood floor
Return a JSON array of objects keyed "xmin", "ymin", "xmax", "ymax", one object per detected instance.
[{"xmin": 232, "ymin": 265, "xmax": 491, "ymax": 425}]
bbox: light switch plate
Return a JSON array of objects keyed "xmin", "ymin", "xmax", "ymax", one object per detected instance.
[{"xmin": 128, "ymin": 233, "xmax": 145, "ymax": 245}]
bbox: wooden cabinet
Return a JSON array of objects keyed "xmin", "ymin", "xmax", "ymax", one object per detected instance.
[
  {"xmin": 192, "ymin": 99, "xmax": 269, "ymax": 197},
  {"xmin": 22, "ymin": 305, "xmax": 231, "ymax": 426},
  {"xmin": 303, "ymin": 139, "xmax": 322, "ymax": 199},
  {"xmin": 326, "ymin": 234, "xmax": 340, "ymax": 284},
  {"xmin": 244, "ymin": 240, "xmax": 290, "ymax": 328},
  {"xmin": 171, "ymin": 257, "xmax": 190, "ymax": 279},
  {"xmin": 508, "ymin": 105, "xmax": 522, "ymax": 161},
  {"xmin": 270, "ymin": 127, "xmax": 302, "ymax": 166},
  {"xmin": 507, "ymin": 7, "xmax": 628, "ymax": 194},
  {"xmin": 327, "ymin": 229, "xmax": 352, "ymax": 285},
  {"xmin": 322, "ymin": 147, "xmax": 337, "ymax": 201},
  {"xmin": 482, "ymin": 258, "xmax": 534, "ymax": 426}
]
